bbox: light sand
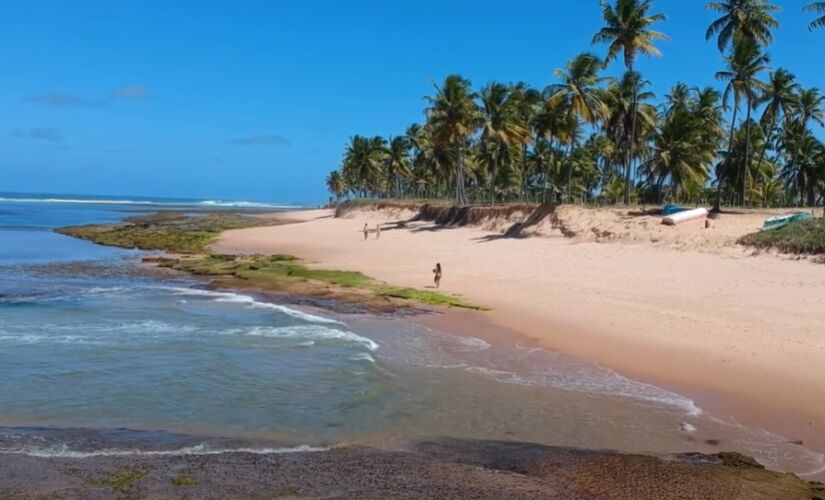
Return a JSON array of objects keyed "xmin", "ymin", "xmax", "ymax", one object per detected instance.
[{"xmin": 213, "ymin": 206, "xmax": 825, "ymax": 464}]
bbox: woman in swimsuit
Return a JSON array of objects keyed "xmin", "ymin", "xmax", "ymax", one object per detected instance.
[{"xmin": 433, "ymin": 263, "xmax": 442, "ymax": 288}]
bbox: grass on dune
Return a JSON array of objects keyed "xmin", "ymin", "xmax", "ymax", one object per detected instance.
[{"xmin": 738, "ymin": 218, "xmax": 825, "ymax": 255}]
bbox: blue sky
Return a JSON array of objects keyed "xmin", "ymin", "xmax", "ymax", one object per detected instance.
[{"xmin": 1, "ymin": 1, "xmax": 822, "ymax": 203}]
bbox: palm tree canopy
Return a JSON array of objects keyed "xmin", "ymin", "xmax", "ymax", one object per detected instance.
[
  {"xmin": 665, "ymin": 82, "xmax": 692, "ymax": 116},
  {"xmin": 805, "ymin": 2, "xmax": 825, "ymax": 30},
  {"xmin": 715, "ymin": 37, "xmax": 769, "ymax": 111},
  {"xmin": 793, "ymin": 87, "xmax": 825, "ymax": 128},
  {"xmin": 387, "ymin": 136, "xmax": 412, "ymax": 178},
  {"xmin": 424, "ymin": 75, "xmax": 480, "ymax": 147},
  {"xmin": 341, "ymin": 135, "xmax": 387, "ymax": 193},
  {"xmin": 548, "ymin": 53, "xmax": 608, "ymax": 126},
  {"xmin": 479, "ymin": 82, "xmax": 531, "ymax": 147},
  {"xmin": 757, "ymin": 69, "xmax": 799, "ymax": 127},
  {"xmin": 592, "ymin": 0, "xmax": 669, "ymax": 69},
  {"xmin": 325, "ymin": 170, "xmax": 348, "ymax": 198},
  {"xmin": 706, "ymin": 0, "xmax": 781, "ymax": 52}
]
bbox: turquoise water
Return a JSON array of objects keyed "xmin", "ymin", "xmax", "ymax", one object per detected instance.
[{"xmin": 0, "ymin": 194, "xmax": 823, "ymax": 476}]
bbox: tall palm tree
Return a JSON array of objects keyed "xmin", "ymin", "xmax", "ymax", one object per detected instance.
[
  {"xmin": 479, "ymin": 82, "xmax": 531, "ymax": 204},
  {"xmin": 341, "ymin": 135, "xmax": 387, "ymax": 197},
  {"xmin": 509, "ymin": 82, "xmax": 542, "ymax": 201},
  {"xmin": 715, "ymin": 37, "xmax": 769, "ymax": 207},
  {"xmin": 705, "ymin": 0, "xmax": 781, "ymax": 52},
  {"xmin": 792, "ymin": 87, "xmax": 825, "ymax": 129},
  {"xmin": 386, "ymin": 136, "xmax": 412, "ymax": 198},
  {"xmin": 755, "ymin": 69, "xmax": 799, "ymax": 176},
  {"xmin": 600, "ymin": 72, "xmax": 657, "ymax": 188},
  {"xmin": 547, "ymin": 53, "xmax": 608, "ymax": 202},
  {"xmin": 643, "ymin": 108, "xmax": 714, "ymax": 201},
  {"xmin": 532, "ymin": 93, "xmax": 572, "ymax": 202},
  {"xmin": 805, "ymin": 2, "xmax": 825, "ymax": 30},
  {"xmin": 665, "ymin": 82, "xmax": 692, "ymax": 116},
  {"xmin": 780, "ymin": 130, "xmax": 825, "ymax": 206},
  {"xmin": 593, "ymin": 0, "xmax": 668, "ymax": 204},
  {"xmin": 325, "ymin": 170, "xmax": 348, "ymax": 201},
  {"xmin": 425, "ymin": 75, "xmax": 480, "ymax": 205}
]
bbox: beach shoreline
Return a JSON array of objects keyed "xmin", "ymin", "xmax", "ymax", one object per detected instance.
[{"xmin": 213, "ymin": 204, "xmax": 825, "ymax": 479}]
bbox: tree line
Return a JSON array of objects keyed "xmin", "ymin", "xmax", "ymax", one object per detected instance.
[{"xmin": 327, "ymin": 1, "xmax": 825, "ymax": 208}]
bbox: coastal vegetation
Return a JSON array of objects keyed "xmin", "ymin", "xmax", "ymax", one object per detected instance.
[
  {"xmin": 327, "ymin": 1, "xmax": 825, "ymax": 210},
  {"xmin": 57, "ymin": 212, "xmax": 478, "ymax": 311},
  {"xmin": 55, "ymin": 212, "xmax": 268, "ymax": 254},
  {"xmin": 163, "ymin": 254, "xmax": 479, "ymax": 310},
  {"xmin": 739, "ymin": 217, "xmax": 825, "ymax": 254}
]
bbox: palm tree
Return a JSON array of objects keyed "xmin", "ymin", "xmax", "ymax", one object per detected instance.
[
  {"xmin": 532, "ymin": 93, "xmax": 572, "ymax": 202},
  {"xmin": 643, "ymin": 107, "xmax": 714, "ymax": 201},
  {"xmin": 509, "ymin": 82, "xmax": 542, "ymax": 201},
  {"xmin": 386, "ymin": 136, "xmax": 412, "ymax": 198},
  {"xmin": 341, "ymin": 135, "xmax": 387, "ymax": 197},
  {"xmin": 706, "ymin": 0, "xmax": 781, "ymax": 52},
  {"xmin": 665, "ymin": 82, "xmax": 692, "ymax": 116},
  {"xmin": 593, "ymin": 0, "xmax": 668, "ymax": 204},
  {"xmin": 781, "ymin": 129, "xmax": 825, "ymax": 206},
  {"xmin": 693, "ymin": 87, "xmax": 726, "ymax": 152},
  {"xmin": 805, "ymin": 2, "xmax": 825, "ymax": 30},
  {"xmin": 755, "ymin": 69, "xmax": 799, "ymax": 177},
  {"xmin": 547, "ymin": 53, "xmax": 608, "ymax": 202},
  {"xmin": 425, "ymin": 75, "xmax": 480, "ymax": 206},
  {"xmin": 715, "ymin": 37, "xmax": 769, "ymax": 207},
  {"xmin": 479, "ymin": 82, "xmax": 531, "ymax": 204},
  {"xmin": 601, "ymin": 72, "xmax": 658, "ymax": 189},
  {"xmin": 325, "ymin": 170, "xmax": 348, "ymax": 201},
  {"xmin": 791, "ymin": 87, "xmax": 825, "ymax": 129}
]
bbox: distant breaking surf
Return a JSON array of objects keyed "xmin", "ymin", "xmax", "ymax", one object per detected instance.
[{"xmin": 0, "ymin": 196, "xmax": 302, "ymax": 209}]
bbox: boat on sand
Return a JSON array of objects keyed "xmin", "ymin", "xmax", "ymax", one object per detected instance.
[{"xmin": 662, "ymin": 207, "xmax": 709, "ymax": 226}]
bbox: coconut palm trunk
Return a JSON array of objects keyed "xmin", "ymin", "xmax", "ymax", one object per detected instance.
[
  {"xmin": 455, "ymin": 143, "xmax": 468, "ymax": 206},
  {"xmin": 490, "ymin": 149, "xmax": 498, "ymax": 206},
  {"xmin": 625, "ymin": 68, "xmax": 637, "ymax": 205},
  {"xmin": 742, "ymin": 96, "xmax": 753, "ymax": 206},
  {"xmin": 716, "ymin": 102, "xmax": 739, "ymax": 212},
  {"xmin": 755, "ymin": 114, "xmax": 777, "ymax": 188},
  {"xmin": 566, "ymin": 141, "xmax": 575, "ymax": 203}
]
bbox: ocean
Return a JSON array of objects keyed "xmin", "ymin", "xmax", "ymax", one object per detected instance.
[{"xmin": 0, "ymin": 193, "xmax": 822, "ymax": 476}]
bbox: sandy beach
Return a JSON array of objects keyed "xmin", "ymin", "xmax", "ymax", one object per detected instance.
[{"xmin": 214, "ymin": 204, "xmax": 825, "ymax": 472}]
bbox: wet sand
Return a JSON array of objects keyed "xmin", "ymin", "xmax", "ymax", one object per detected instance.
[
  {"xmin": 1, "ymin": 439, "xmax": 821, "ymax": 500},
  {"xmin": 214, "ymin": 206, "xmax": 825, "ymax": 478}
]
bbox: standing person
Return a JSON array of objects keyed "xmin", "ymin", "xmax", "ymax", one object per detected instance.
[
  {"xmin": 363, "ymin": 223, "xmax": 369, "ymax": 240},
  {"xmin": 433, "ymin": 263, "xmax": 442, "ymax": 288},
  {"xmin": 375, "ymin": 224, "xmax": 381, "ymax": 239}
]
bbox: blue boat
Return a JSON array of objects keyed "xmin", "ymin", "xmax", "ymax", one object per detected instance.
[
  {"xmin": 661, "ymin": 204, "xmax": 688, "ymax": 216},
  {"xmin": 762, "ymin": 212, "xmax": 814, "ymax": 231}
]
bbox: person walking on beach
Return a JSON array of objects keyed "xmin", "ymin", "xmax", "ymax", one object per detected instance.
[
  {"xmin": 433, "ymin": 263, "xmax": 442, "ymax": 288},
  {"xmin": 363, "ymin": 223, "xmax": 369, "ymax": 240},
  {"xmin": 375, "ymin": 224, "xmax": 381, "ymax": 239}
]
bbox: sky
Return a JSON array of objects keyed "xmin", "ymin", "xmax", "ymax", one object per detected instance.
[{"xmin": 1, "ymin": 1, "xmax": 823, "ymax": 204}]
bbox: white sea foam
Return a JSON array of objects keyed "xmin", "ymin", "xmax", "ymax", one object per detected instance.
[
  {"xmin": 0, "ymin": 334, "xmax": 104, "ymax": 346},
  {"xmin": 246, "ymin": 325, "xmax": 378, "ymax": 351},
  {"xmin": 349, "ymin": 352, "xmax": 376, "ymax": 363},
  {"xmin": 458, "ymin": 336, "xmax": 491, "ymax": 350},
  {"xmin": 0, "ymin": 197, "xmax": 158, "ymax": 205},
  {"xmin": 0, "ymin": 443, "xmax": 326, "ymax": 458},
  {"xmin": 198, "ymin": 200, "xmax": 302, "ymax": 209},
  {"xmin": 679, "ymin": 422, "xmax": 698, "ymax": 433},
  {"xmin": 165, "ymin": 287, "xmax": 344, "ymax": 325},
  {"xmin": 0, "ymin": 196, "xmax": 299, "ymax": 209}
]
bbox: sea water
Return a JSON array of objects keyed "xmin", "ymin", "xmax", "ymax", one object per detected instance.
[{"xmin": 0, "ymin": 194, "xmax": 822, "ymax": 476}]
